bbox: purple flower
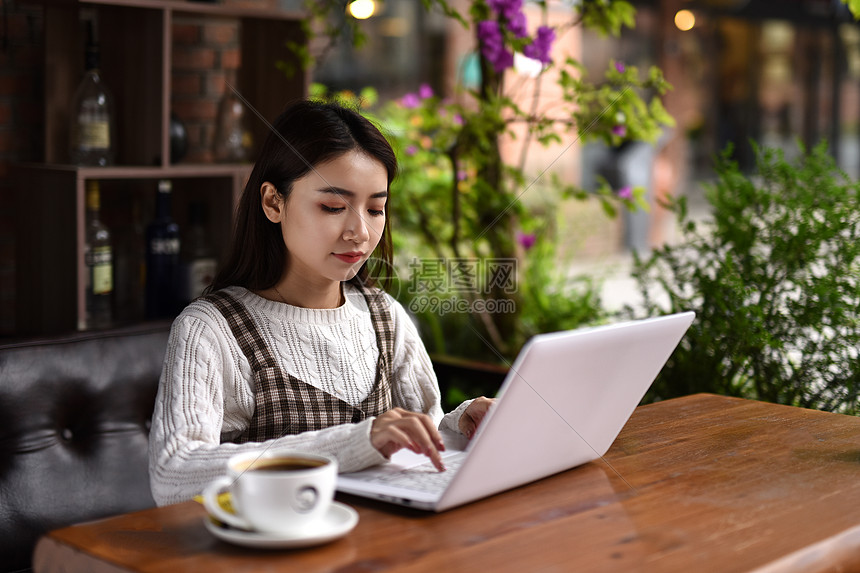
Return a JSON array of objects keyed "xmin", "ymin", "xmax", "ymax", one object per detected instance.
[
  {"xmin": 478, "ymin": 20, "xmax": 514, "ymax": 72},
  {"xmin": 516, "ymin": 231, "xmax": 537, "ymax": 251},
  {"xmin": 457, "ymin": 170, "xmax": 468, "ymax": 181},
  {"xmin": 522, "ymin": 26, "xmax": 555, "ymax": 65},
  {"xmin": 405, "ymin": 145, "xmax": 418, "ymax": 156},
  {"xmin": 616, "ymin": 186, "xmax": 633, "ymax": 200},
  {"xmin": 507, "ymin": 10, "xmax": 528, "ymax": 39},
  {"xmin": 401, "ymin": 93, "xmax": 420, "ymax": 109},
  {"xmin": 612, "ymin": 124, "xmax": 627, "ymax": 137},
  {"xmin": 615, "ymin": 61, "xmax": 626, "ymax": 73},
  {"xmin": 453, "ymin": 113, "xmax": 464, "ymax": 126},
  {"xmin": 478, "ymin": 20, "xmax": 501, "ymax": 49},
  {"xmin": 489, "ymin": 0, "xmax": 523, "ymax": 20},
  {"xmin": 418, "ymin": 83, "xmax": 434, "ymax": 99},
  {"xmin": 488, "ymin": 0, "xmax": 526, "ymax": 38}
]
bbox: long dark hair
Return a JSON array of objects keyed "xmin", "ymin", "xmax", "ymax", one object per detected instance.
[{"xmin": 209, "ymin": 99, "xmax": 397, "ymax": 294}]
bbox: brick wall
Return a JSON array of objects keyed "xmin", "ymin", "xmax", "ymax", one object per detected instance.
[
  {"xmin": 172, "ymin": 17, "xmax": 241, "ymax": 163},
  {"xmin": 0, "ymin": 4, "xmax": 44, "ymax": 336},
  {"xmin": 170, "ymin": 0, "xmax": 277, "ymax": 163}
]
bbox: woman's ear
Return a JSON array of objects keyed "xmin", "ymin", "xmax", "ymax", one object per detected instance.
[{"xmin": 260, "ymin": 182, "xmax": 283, "ymax": 223}]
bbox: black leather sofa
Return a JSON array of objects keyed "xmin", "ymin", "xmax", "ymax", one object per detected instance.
[{"xmin": 0, "ymin": 322, "xmax": 171, "ymax": 573}]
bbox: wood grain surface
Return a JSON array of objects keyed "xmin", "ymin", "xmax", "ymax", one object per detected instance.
[{"xmin": 33, "ymin": 394, "xmax": 860, "ymax": 572}]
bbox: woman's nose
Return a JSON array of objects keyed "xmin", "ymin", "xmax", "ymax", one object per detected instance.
[{"xmin": 344, "ymin": 210, "xmax": 370, "ymax": 243}]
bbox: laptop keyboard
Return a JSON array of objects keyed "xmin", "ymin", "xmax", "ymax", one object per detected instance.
[{"xmin": 350, "ymin": 452, "xmax": 466, "ymax": 495}]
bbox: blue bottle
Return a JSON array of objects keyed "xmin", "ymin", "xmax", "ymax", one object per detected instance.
[{"xmin": 145, "ymin": 179, "xmax": 181, "ymax": 318}]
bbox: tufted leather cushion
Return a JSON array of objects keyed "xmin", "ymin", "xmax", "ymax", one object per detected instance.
[{"xmin": 0, "ymin": 322, "xmax": 170, "ymax": 572}]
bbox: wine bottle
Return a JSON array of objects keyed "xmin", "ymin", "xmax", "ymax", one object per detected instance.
[
  {"xmin": 181, "ymin": 201, "xmax": 217, "ymax": 304},
  {"xmin": 145, "ymin": 180, "xmax": 181, "ymax": 319},
  {"xmin": 213, "ymin": 74, "xmax": 252, "ymax": 163},
  {"xmin": 69, "ymin": 20, "xmax": 116, "ymax": 166},
  {"xmin": 83, "ymin": 180, "xmax": 113, "ymax": 329}
]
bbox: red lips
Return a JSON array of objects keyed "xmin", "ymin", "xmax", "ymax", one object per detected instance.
[{"xmin": 333, "ymin": 252, "xmax": 364, "ymax": 264}]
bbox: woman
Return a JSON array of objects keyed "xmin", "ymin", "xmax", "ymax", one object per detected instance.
[{"xmin": 148, "ymin": 100, "xmax": 492, "ymax": 506}]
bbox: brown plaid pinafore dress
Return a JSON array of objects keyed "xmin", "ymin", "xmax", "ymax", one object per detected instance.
[{"xmin": 203, "ymin": 285, "xmax": 394, "ymax": 443}]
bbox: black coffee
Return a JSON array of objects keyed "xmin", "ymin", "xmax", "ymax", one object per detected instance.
[{"xmin": 239, "ymin": 457, "xmax": 327, "ymax": 473}]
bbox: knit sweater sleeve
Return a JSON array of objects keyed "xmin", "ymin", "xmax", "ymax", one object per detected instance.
[
  {"xmin": 386, "ymin": 296, "xmax": 468, "ymax": 435},
  {"xmin": 147, "ymin": 305, "xmax": 387, "ymax": 506}
]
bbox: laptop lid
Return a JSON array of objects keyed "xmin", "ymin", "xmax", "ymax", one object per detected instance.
[{"xmin": 338, "ymin": 311, "xmax": 695, "ymax": 511}]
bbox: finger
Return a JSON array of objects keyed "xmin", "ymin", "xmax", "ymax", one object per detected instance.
[
  {"xmin": 394, "ymin": 409, "xmax": 446, "ymax": 452},
  {"xmin": 397, "ymin": 416, "xmax": 446, "ymax": 472},
  {"xmin": 373, "ymin": 411, "xmax": 446, "ymax": 471},
  {"xmin": 413, "ymin": 411, "xmax": 446, "ymax": 451},
  {"xmin": 371, "ymin": 421, "xmax": 418, "ymax": 457},
  {"xmin": 375, "ymin": 418, "xmax": 439, "ymax": 460},
  {"xmin": 460, "ymin": 414, "xmax": 477, "ymax": 439},
  {"xmin": 460, "ymin": 398, "xmax": 494, "ymax": 438},
  {"xmin": 428, "ymin": 445, "xmax": 446, "ymax": 472},
  {"xmin": 390, "ymin": 425, "xmax": 422, "ymax": 453},
  {"xmin": 376, "ymin": 408, "xmax": 405, "ymax": 423},
  {"xmin": 470, "ymin": 400, "xmax": 491, "ymax": 424},
  {"xmin": 374, "ymin": 409, "xmax": 422, "ymax": 451}
]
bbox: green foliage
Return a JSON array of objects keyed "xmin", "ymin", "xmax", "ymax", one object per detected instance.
[
  {"xmin": 561, "ymin": 58, "xmax": 674, "ymax": 147},
  {"xmin": 277, "ymin": 0, "xmax": 372, "ymax": 78},
  {"xmin": 579, "ymin": 0, "xmax": 637, "ymax": 37},
  {"xmin": 517, "ymin": 230, "xmax": 607, "ymax": 337},
  {"xmin": 844, "ymin": 0, "xmax": 860, "ymax": 19},
  {"xmin": 292, "ymin": 0, "xmax": 675, "ymax": 361},
  {"xmin": 627, "ymin": 142, "xmax": 860, "ymax": 413}
]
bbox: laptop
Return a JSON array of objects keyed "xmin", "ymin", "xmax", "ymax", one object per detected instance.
[{"xmin": 337, "ymin": 311, "xmax": 695, "ymax": 511}]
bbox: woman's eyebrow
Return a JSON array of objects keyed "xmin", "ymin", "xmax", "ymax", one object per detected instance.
[{"xmin": 316, "ymin": 187, "xmax": 388, "ymax": 199}]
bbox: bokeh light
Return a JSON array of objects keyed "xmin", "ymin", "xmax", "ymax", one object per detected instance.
[
  {"xmin": 675, "ymin": 10, "xmax": 696, "ymax": 32},
  {"xmin": 348, "ymin": 0, "xmax": 376, "ymax": 20}
]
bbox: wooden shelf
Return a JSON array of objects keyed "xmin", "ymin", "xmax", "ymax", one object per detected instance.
[
  {"xmin": 41, "ymin": 0, "xmax": 306, "ymax": 167},
  {"xmin": 17, "ymin": 0, "xmax": 307, "ymax": 335},
  {"xmin": 20, "ymin": 162, "xmax": 253, "ymax": 179},
  {"xmin": 45, "ymin": 0, "xmax": 304, "ymax": 20},
  {"xmin": 15, "ymin": 165, "xmax": 248, "ymax": 334}
]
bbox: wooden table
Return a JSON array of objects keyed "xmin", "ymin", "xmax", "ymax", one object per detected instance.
[{"xmin": 33, "ymin": 394, "xmax": 860, "ymax": 572}]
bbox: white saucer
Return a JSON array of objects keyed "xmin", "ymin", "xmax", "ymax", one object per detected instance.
[{"xmin": 204, "ymin": 501, "xmax": 359, "ymax": 549}]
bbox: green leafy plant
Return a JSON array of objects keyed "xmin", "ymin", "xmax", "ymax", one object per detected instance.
[
  {"xmin": 298, "ymin": 1, "xmax": 674, "ymax": 361},
  {"xmin": 627, "ymin": 142, "xmax": 860, "ymax": 413}
]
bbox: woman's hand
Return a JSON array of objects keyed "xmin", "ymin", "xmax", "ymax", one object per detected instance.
[
  {"xmin": 371, "ymin": 408, "xmax": 447, "ymax": 471},
  {"xmin": 459, "ymin": 396, "xmax": 495, "ymax": 439}
]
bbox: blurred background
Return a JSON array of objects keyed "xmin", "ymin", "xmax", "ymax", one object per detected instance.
[{"xmin": 2, "ymin": 0, "xmax": 859, "ymax": 335}]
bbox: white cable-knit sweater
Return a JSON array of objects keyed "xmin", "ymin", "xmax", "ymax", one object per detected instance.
[{"xmin": 148, "ymin": 284, "xmax": 468, "ymax": 506}]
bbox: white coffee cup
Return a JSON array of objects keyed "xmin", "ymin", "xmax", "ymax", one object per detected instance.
[{"xmin": 202, "ymin": 450, "xmax": 337, "ymax": 535}]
